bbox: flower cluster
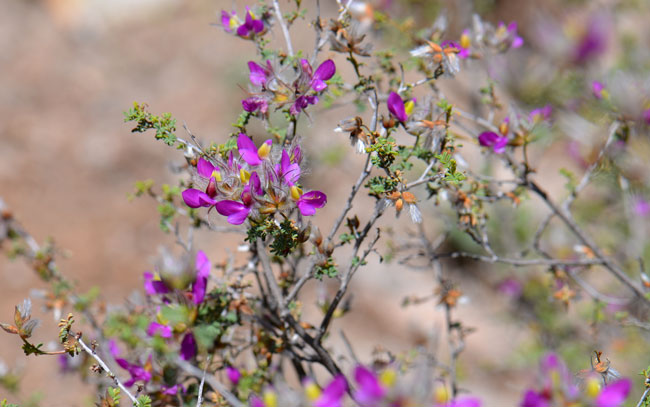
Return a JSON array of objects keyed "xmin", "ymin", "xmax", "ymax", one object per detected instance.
[
  {"xmin": 182, "ymin": 134, "xmax": 326, "ymax": 224},
  {"xmin": 520, "ymin": 353, "xmax": 631, "ymax": 407},
  {"xmin": 247, "ymin": 364, "xmax": 481, "ymax": 407},
  {"xmin": 221, "ymin": 7, "xmax": 266, "ymax": 39},
  {"xmin": 241, "ymin": 58, "xmax": 336, "ymax": 117}
]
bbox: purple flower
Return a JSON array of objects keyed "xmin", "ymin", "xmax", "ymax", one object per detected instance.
[
  {"xmin": 595, "ymin": 378, "xmax": 631, "ymax": 407},
  {"xmin": 478, "ymin": 131, "xmax": 508, "ymax": 154},
  {"xmin": 147, "ymin": 321, "xmax": 172, "ymax": 338},
  {"xmin": 182, "ymin": 189, "xmax": 217, "ymax": 209},
  {"xmin": 250, "ymin": 396, "xmax": 264, "ymax": 407},
  {"xmin": 143, "ymin": 271, "xmax": 170, "ymax": 295},
  {"xmin": 237, "ymin": 133, "xmax": 272, "ymax": 166},
  {"xmin": 221, "ymin": 10, "xmax": 237, "ymax": 33},
  {"xmin": 248, "ymin": 61, "xmax": 272, "ymax": 87},
  {"xmin": 182, "ymin": 157, "xmax": 220, "ymax": 208},
  {"xmin": 242, "ymin": 96, "xmax": 269, "ymax": 114},
  {"xmin": 634, "ymin": 198, "xmax": 650, "ymax": 217},
  {"xmin": 314, "ymin": 375, "xmax": 347, "ymax": 407},
  {"xmin": 387, "ymin": 92, "xmax": 408, "ymax": 122},
  {"xmin": 276, "ymin": 150, "xmax": 301, "ymax": 185},
  {"xmin": 162, "ymin": 384, "xmax": 184, "ymax": 395},
  {"xmin": 250, "ymin": 171, "xmax": 264, "ymax": 196},
  {"xmin": 192, "ymin": 250, "xmax": 210, "ymax": 304},
  {"xmin": 507, "ymin": 22, "xmax": 524, "ymax": 48},
  {"xmin": 574, "ymin": 14, "xmax": 608, "ymax": 64},
  {"xmin": 290, "ymin": 95, "xmax": 319, "ymax": 116},
  {"xmin": 297, "ymin": 190, "xmax": 327, "ymax": 216},
  {"xmin": 353, "ymin": 366, "xmax": 385, "ymax": 406},
  {"xmin": 592, "ymin": 81, "xmax": 605, "ymax": 99},
  {"xmin": 215, "ymin": 200, "xmax": 251, "ymax": 225},
  {"xmin": 310, "ymin": 59, "xmax": 336, "ymax": 92},
  {"xmin": 498, "ymin": 278, "xmax": 523, "ymax": 298},
  {"xmin": 115, "ymin": 356, "xmax": 152, "ymax": 387},
  {"xmin": 180, "ymin": 332, "xmax": 197, "ymax": 360},
  {"xmin": 226, "ymin": 366, "xmax": 241, "ymax": 384},
  {"xmin": 520, "ymin": 390, "xmax": 549, "ymax": 407},
  {"xmin": 236, "ymin": 7, "xmax": 264, "ymax": 37},
  {"xmin": 529, "ymin": 105, "xmax": 552, "ymax": 123},
  {"xmin": 442, "ymin": 397, "xmax": 482, "ymax": 407},
  {"xmin": 643, "ymin": 108, "xmax": 650, "ymax": 125}
]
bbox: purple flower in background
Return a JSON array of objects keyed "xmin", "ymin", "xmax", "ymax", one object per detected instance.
[
  {"xmin": 592, "ymin": 81, "xmax": 605, "ymax": 99},
  {"xmin": 387, "ymin": 92, "xmax": 408, "ymax": 122},
  {"xmin": 147, "ymin": 321, "xmax": 172, "ymax": 338},
  {"xmin": 529, "ymin": 105, "xmax": 552, "ymax": 123},
  {"xmin": 143, "ymin": 271, "xmax": 170, "ymax": 295},
  {"xmin": 314, "ymin": 375, "xmax": 347, "ymax": 407},
  {"xmin": 250, "ymin": 396, "xmax": 264, "ymax": 407},
  {"xmin": 440, "ymin": 397, "xmax": 482, "ymax": 407},
  {"xmin": 520, "ymin": 390, "xmax": 550, "ymax": 407},
  {"xmin": 237, "ymin": 133, "xmax": 272, "ymax": 166},
  {"xmin": 226, "ymin": 366, "xmax": 241, "ymax": 384},
  {"xmin": 162, "ymin": 384, "xmax": 184, "ymax": 395},
  {"xmin": 236, "ymin": 7, "xmax": 264, "ymax": 37},
  {"xmin": 290, "ymin": 95, "xmax": 319, "ymax": 115},
  {"xmin": 498, "ymin": 278, "xmax": 523, "ymax": 298},
  {"xmin": 353, "ymin": 366, "xmax": 385, "ymax": 406},
  {"xmin": 115, "ymin": 356, "xmax": 152, "ymax": 387},
  {"xmin": 180, "ymin": 332, "xmax": 197, "ymax": 360},
  {"xmin": 296, "ymin": 190, "xmax": 327, "ymax": 216},
  {"xmin": 310, "ymin": 59, "xmax": 336, "ymax": 91},
  {"xmin": 192, "ymin": 250, "xmax": 210, "ymax": 304},
  {"xmin": 595, "ymin": 378, "xmax": 631, "ymax": 407},
  {"xmin": 221, "ymin": 10, "xmax": 237, "ymax": 33},
  {"xmin": 478, "ymin": 131, "xmax": 508, "ymax": 154},
  {"xmin": 574, "ymin": 14, "xmax": 608, "ymax": 64},
  {"xmin": 248, "ymin": 61, "xmax": 272, "ymax": 87},
  {"xmin": 508, "ymin": 22, "xmax": 524, "ymax": 48},
  {"xmin": 634, "ymin": 198, "xmax": 650, "ymax": 217}
]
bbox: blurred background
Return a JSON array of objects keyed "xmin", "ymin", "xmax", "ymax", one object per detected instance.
[{"xmin": 2, "ymin": 0, "xmax": 650, "ymax": 405}]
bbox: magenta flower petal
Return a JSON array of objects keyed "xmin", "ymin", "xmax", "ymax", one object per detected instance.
[
  {"xmin": 144, "ymin": 271, "xmax": 170, "ymax": 295},
  {"xmin": 387, "ymin": 92, "xmax": 407, "ymax": 122},
  {"xmin": 116, "ymin": 357, "xmax": 152, "ymax": 387},
  {"xmin": 182, "ymin": 189, "xmax": 217, "ymax": 208},
  {"xmin": 314, "ymin": 375, "xmax": 347, "ymax": 407},
  {"xmin": 596, "ymin": 379, "xmax": 631, "ymax": 407},
  {"xmin": 242, "ymin": 96, "xmax": 268, "ymax": 114},
  {"xmin": 250, "ymin": 171, "xmax": 263, "ymax": 196},
  {"xmin": 147, "ymin": 322, "xmax": 172, "ymax": 338},
  {"xmin": 250, "ymin": 396, "xmax": 264, "ymax": 407},
  {"xmin": 180, "ymin": 332, "xmax": 197, "ymax": 360},
  {"xmin": 354, "ymin": 366, "xmax": 385, "ymax": 405},
  {"xmin": 215, "ymin": 200, "xmax": 251, "ymax": 225},
  {"xmin": 592, "ymin": 81, "xmax": 605, "ymax": 99},
  {"xmin": 279, "ymin": 150, "xmax": 301, "ymax": 185},
  {"xmin": 297, "ymin": 190, "xmax": 327, "ymax": 216},
  {"xmin": 520, "ymin": 390, "xmax": 550, "ymax": 407},
  {"xmin": 311, "ymin": 59, "xmax": 336, "ymax": 91},
  {"xmin": 248, "ymin": 61, "xmax": 268, "ymax": 87},
  {"xmin": 237, "ymin": 133, "xmax": 263, "ymax": 166},
  {"xmin": 300, "ymin": 59, "xmax": 313, "ymax": 77},
  {"xmin": 226, "ymin": 366, "xmax": 241, "ymax": 384},
  {"xmin": 197, "ymin": 157, "xmax": 216, "ymax": 179},
  {"xmin": 478, "ymin": 131, "xmax": 508, "ymax": 154},
  {"xmin": 192, "ymin": 250, "xmax": 210, "ymax": 304},
  {"xmin": 221, "ymin": 10, "xmax": 234, "ymax": 33}
]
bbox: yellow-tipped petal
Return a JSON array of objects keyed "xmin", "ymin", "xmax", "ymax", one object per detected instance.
[
  {"xmin": 258, "ymin": 142, "xmax": 271, "ymax": 159},
  {"xmin": 460, "ymin": 33, "xmax": 471, "ymax": 49},
  {"xmin": 404, "ymin": 100, "xmax": 415, "ymax": 116},
  {"xmin": 379, "ymin": 369, "xmax": 396, "ymax": 387},
  {"xmin": 290, "ymin": 185, "xmax": 303, "ymax": 201},
  {"xmin": 229, "ymin": 17, "xmax": 239, "ymax": 31},
  {"xmin": 263, "ymin": 391, "xmax": 277, "ymax": 407},
  {"xmin": 240, "ymin": 169, "xmax": 251, "ymax": 184},
  {"xmin": 212, "ymin": 170, "xmax": 222, "ymax": 182},
  {"xmin": 275, "ymin": 93, "xmax": 289, "ymax": 103},
  {"xmin": 585, "ymin": 377, "xmax": 601, "ymax": 398},
  {"xmin": 499, "ymin": 121, "xmax": 509, "ymax": 136},
  {"xmin": 304, "ymin": 382, "xmax": 321, "ymax": 401},
  {"xmin": 434, "ymin": 385, "xmax": 449, "ymax": 404}
]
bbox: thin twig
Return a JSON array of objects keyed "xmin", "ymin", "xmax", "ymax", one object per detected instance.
[
  {"xmin": 176, "ymin": 358, "xmax": 244, "ymax": 407},
  {"xmin": 273, "ymin": 0, "xmax": 294, "ymax": 57}
]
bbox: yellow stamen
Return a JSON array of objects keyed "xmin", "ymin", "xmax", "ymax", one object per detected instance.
[
  {"xmin": 499, "ymin": 121, "xmax": 509, "ymax": 136},
  {"xmin": 434, "ymin": 385, "xmax": 449, "ymax": 404},
  {"xmin": 263, "ymin": 391, "xmax": 277, "ymax": 407},
  {"xmin": 212, "ymin": 170, "xmax": 222, "ymax": 182},
  {"xmin": 404, "ymin": 100, "xmax": 415, "ymax": 116},
  {"xmin": 257, "ymin": 142, "xmax": 271, "ymax": 159},
  {"xmin": 585, "ymin": 376, "xmax": 601, "ymax": 398},
  {"xmin": 379, "ymin": 369, "xmax": 396, "ymax": 387},
  {"xmin": 304, "ymin": 382, "xmax": 321, "ymax": 401},
  {"xmin": 290, "ymin": 185, "xmax": 303, "ymax": 201},
  {"xmin": 229, "ymin": 17, "xmax": 239, "ymax": 31},
  {"xmin": 240, "ymin": 169, "xmax": 251, "ymax": 184},
  {"xmin": 460, "ymin": 33, "xmax": 471, "ymax": 49}
]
